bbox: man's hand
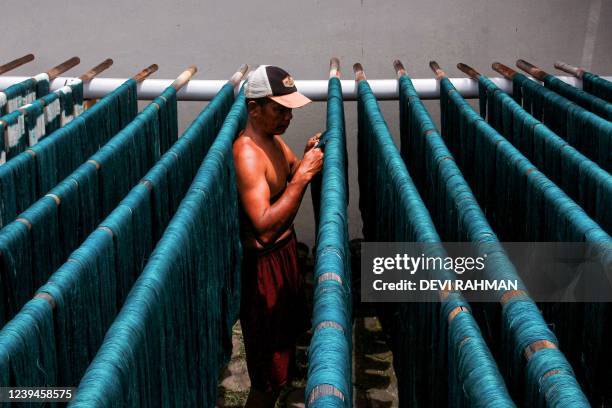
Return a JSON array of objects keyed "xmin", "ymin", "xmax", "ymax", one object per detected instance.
[
  {"xmin": 304, "ymin": 132, "xmax": 322, "ymax": 153},
  {"xmin": 293, "ymin": 147, "xmax": 324, "ymax": 185}
]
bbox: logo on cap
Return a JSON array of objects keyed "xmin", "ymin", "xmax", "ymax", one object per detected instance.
[{"xmin": 282, "ymin": 76, "xmax": 295, "ymax": 88}]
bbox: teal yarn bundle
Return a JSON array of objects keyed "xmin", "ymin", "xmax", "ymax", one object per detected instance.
[
  {"xmin": 0, "ymin": 83, "xmax": 235, "ymax": 391},
  {"xmin": 511, "ymin": 73, "xmax": 611, "ymax": 172},
  {"xmin": 398, "ymin": 73, "xmax": 588, "ymax": 406},
  {"xmin": 306, "ymin": 77, "xmax": 352, "ymax": 407},
  {"xmin": 0, "ymin": 298, "xmax": 57, "ymax": 388},
  {"xmin": 440, "ymin": 76, "xmax": 611, "ymax": 244},
  {"xmin": 39, "ymin": 93, "xmax": 62, "ymax": 134},
  {"xmin": 0, "ymin": 78, "xmax": 138, "ymax": 228},
  {"xmin": 0, "ymin": 75, "xmax": 50, "ymax": 115},
  {"xmin": 525, "ymin": 349, "xmax": 590, "ymax": 407},
  {"xmin": 582, "ymin": 71, "xmax": 612, "ymax": 103},
  {"xmin": 57, "ymin": 80, "xmax": 85, "ymax": 125},
  {"xmin": 357, "ymin": 78, "xmax": 513, "ymax": 407},
  {"xmin": 0, "ymin": 80, "xmax": 85, "ymax": 161},
  {"xmin": 1, "ymin": 65, "xmax": 610, "ymax": 407},
  {"xmin": 0, "ymin": 110, "xmax": 27, "ymax": 160},
  {"xmin": 439, "ymin": 76, "xmax": 612, "ymax": 405},
  {"xmin": 31, "ymin": 79, "xmax": 138, "ymax": 196},
  {"xmin": 477, "ymin": 74, "xmax": 612, "ymax": 234},
  {"xmin": 0, "ymin": 85, "xmax": 178, "ymax": 325},
  {"xmin": 69, "ymin": 90, "xmax": 245, "ymax": 407},
  {"xmin": 540, "ymin": 72, "xmax": 612, "ymax": 121}
]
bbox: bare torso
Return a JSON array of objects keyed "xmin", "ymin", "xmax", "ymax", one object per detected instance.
[{"xmin": 236, "ymin": 132, "xmax": 295, "ymax": 249}]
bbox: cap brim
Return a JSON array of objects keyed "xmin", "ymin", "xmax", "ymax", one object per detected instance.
[{"xmin": 269, "ymin": 92, "xmax": 311, "ymax": 108}]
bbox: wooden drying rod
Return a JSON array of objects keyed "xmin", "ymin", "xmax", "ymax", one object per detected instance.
[
  {"xmin": 515, "ymin": 59, "xmax": 548, "ymax": 81},
  {"xmin": 353, "ymin": 63, "xmax": 366, "ymax": 82},
  {"xmin": 456, "ymin": 63, "xmax": 481, "ymax": 79},
  {"xmin": 393, "ymin": 60, "xmax": 407, "ymax": 78},
  {"xmin": 0, "ymin": 54, "xmax": 35, "ymax": 75},
  {"xmin": 555, "ymin": 61, "xmax": 585, "ymax": 78},
  {"xmin": 47, "ymin": 56, "xmax": 80, "ymax": 80},
  {"xmin": 79, "ymin": 58, "xmax": 114, "ymax": 82},
  {"xmin": 15, "ymin": 58, "xmax": 115, "ymax": 114},
  {"xmin": 132, "ymin": 64, "xmax": 158, "ymax": 82},
  {"xmin": 170, "ymin": 65, "xmax": 197, "ymax": 90},
  {"xmin": 0, "ymin": 59, "xmax": 609, "ymax": 101},
  {"xmin": 429, "ymin": 61, "xmax": 447, "ymax": 80},
  {"xmin": 492, "ymin": 62, "xmax": 519, "ymax": 80},
  {"xmin": 229, "ymin": 64, "xmax": 249, "ymax": 86},
  {"xmin": 330, "ymin": 57, "xmax": 340, "ymax": 79}
]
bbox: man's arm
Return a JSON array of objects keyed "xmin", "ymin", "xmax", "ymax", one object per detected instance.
[{"xmin": 234, "ymin": 141, "xmax": 323, "ymax": 246}]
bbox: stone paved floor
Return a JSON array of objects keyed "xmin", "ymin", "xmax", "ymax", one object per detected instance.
[
  {"xmin": 216, "ymin": 240, "xmax": 397, "ymax": 407},
  {"xmin": 216, "ymin": 316, "xmax": 397, "ymax": 407},
  {"xmin": 353, "ymin": 316, "xmax": 398, "ymax": 408},
  {"xmin": 215, "ymin": 322, "xmax": 309, "ymax": 408}
]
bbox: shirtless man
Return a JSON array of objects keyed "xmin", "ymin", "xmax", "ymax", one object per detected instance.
[{"xmin": 233, "ymin": 65, "xmax": 323, "ymax": 407}]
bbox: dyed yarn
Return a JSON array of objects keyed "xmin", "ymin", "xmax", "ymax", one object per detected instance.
[
  {"xmin": 511, "ymin": 73, "xmax": 611, "ymax": 172},
  {"xmin": 0, "ymin": 111, "xmax": 26, "ymax": 162},
  {"xmin": 0, "ymin": 80, "xmax": 85, "ymax": 161},
  {"xmin": 0, "ymin": 74, "xmax": 50, "ymax": 115},
  {"xmin": 58, "ymin": 79, "xmax": 85, "ymax": 125},
  {"xmin": 398, "ymin": 74, "xmax": 589, "ymax": 407},
  {"xmin": 0, "ymin": 74, "xmax": 51, "ymax": 160},
  {"xmin": 0, "ymin": 79, "xmax": 137, "ymax": 228},
  {"xmin": 541, "ymin": 73, "xmax": 612, "ymax": 120},
  {"xmin": 477, "ymin": 74, "xmax": 612, "ymax": 234},
  {"xmin": 0, "ymin": 83, "xmax": 235, "ymax": 390},
  {"xmin": 0, "ymin": 86, "xmax": 177, "ymax": 325},
  {"xmin": 306, "ymin": 77, "xmax": 352, "ymax": 407},
  {"xmin": 439, "ymin": 76, "xmax": 612, "ymax": 406},
  {"xmin": 582, "ymin": 71, "xmax": 612, "ymax": 103},
  {"xmin": 441, "ymin": 76, "xmax": 611, "ymax": 243},
  {"xmin": 69, "ymin": 91, "xmax": 246, "ymax": 407},
  {"xmin": 357, "ymin": 78, "xmax": 514, "ymax": 407},
  {"xmin": 0, "ymin": 299, "xmax": 56, "ymax": 388}
]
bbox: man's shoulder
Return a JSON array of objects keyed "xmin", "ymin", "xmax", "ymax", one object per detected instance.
[
  {"xmin": 233, "ymin": 135, "xmax": 264, "ymax": 164},
  {"xmin": 234, "ymin": 133, "xmax": 257, "ymax": 151}
]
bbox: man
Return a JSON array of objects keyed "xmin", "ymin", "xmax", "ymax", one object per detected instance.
[{"xmin": 233, "ymin": 65, "xmax": 324, "ymax": 407}]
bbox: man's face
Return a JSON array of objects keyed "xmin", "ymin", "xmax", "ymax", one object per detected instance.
[{"xmin": 249, "ymin": 99, "xmax": 293, "ymax": 135}]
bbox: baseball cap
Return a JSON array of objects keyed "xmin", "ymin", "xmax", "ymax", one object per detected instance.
[{"xmin": 245, "ymin": 65, "xmax": 311, "ymax": 108}]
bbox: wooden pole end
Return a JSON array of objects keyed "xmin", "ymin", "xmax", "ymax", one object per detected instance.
[
  {"xmin": 429, "ymin": 60, "xmax": 446, "ymax": 79},
  {"xmin": 47, "ymin": 56, "xmax": 81, "ymax": 80},
  {"xmin": 0, "ymin": 54, "xmax": 36, "ymax": 75},
  {"xmin": 393, "ymin": 59, "xmax": 406, "ymax": 78},
  {"xmin": 171, "ymin": 65, "xmax": 198, "ymax": 91},
  {"xmin": 492, "ymin": 62, "xmax": 516, "ymax": 80},
  {"xmin": 230, "ymin": 64, "xmax": 249, "ymax": 85},
  {"xmin": 79, "ymin": 58, "xmax": 114, "ymax": 82},
  {"xmin": 516, "ymin": 59, "xmax": 547, "ymax": 80},
  {"xmin": 457, "ymin": 62, "xmax": 480, "ymax": 79},
  {"xmin": 186, "ymin": 65, "xmax": 197, "ymax": 76},
  {"xmin": 329, "ymin": 57, "xmax": 340, "ymax": 78},
  {"xmin": 133, "ymin": 64, "xmax": 159, "ymax": 83},
  {"xmin": 554, "ymin": 61, "xmax": 584, "ymax": 78},
  {"xmin": 353, "ymin": 63, "xmax": 366, "ymax": 81}
]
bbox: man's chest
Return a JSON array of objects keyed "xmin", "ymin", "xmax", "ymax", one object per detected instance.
[{"xmin": 262, "ymin": 146, "xmax": 290, "ymax": 198}]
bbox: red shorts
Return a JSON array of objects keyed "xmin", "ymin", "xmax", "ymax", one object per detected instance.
[{"xmin": 240, "ymin": 232, "xmax": 309, "ymax": 392}]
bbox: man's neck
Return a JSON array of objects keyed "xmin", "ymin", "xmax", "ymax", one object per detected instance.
[{"xmin": 244, "ymin": 120, "xmax": 275, "ymax": 145}]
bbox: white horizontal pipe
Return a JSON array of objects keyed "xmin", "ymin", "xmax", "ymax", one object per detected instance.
[{"xmin": 0, "ymin": 75, "xmax": 609, "ymax": 101}]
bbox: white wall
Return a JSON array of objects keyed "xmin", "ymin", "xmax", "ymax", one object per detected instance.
[{"xmin": 4, "ymin": 0, "xmax": 611, "ymax": 248}]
